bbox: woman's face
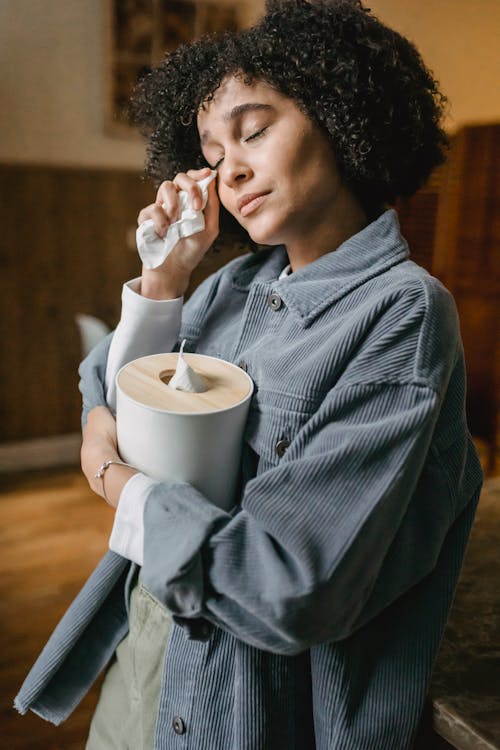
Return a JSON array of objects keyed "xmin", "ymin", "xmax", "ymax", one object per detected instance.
[{"xmin": 197, "ymin": 76, "xmax": 345, "ymax": 249}]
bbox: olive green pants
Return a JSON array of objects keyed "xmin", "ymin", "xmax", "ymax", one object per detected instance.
[{"xmin": 85, "ymin": 574, "xmax": 173, "ymax": 750}]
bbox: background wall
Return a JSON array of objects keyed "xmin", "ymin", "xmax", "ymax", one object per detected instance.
[
  {"xmin": 0, "ymin": 1, "xmax": 140, "ymax": 169},
  {"xmin": 0, "ymin": 0, "xmax": 498, "ymax": 170},
  {"xmin": 367, "ymin": 0, "xmax": 500, "ymax": 133},
  {"xmin": 0, "ymin": 0, "xmax": 262, "ymax": 170},
  {"xmin": 0, "ymin": 1, "xmax": 498, "ymax": 464}
]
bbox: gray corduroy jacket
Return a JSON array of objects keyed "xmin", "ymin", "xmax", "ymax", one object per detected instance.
[{"xmin": 15, "ymin": 209, "xmax": 483, "ymax": 749}]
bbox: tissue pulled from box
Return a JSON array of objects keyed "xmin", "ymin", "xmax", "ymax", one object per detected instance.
[
  {"xmin": 136, "ymin": 170, "xmax": 217, "ymax": 270},
  {"xmin": 168, "ymin": 339, "xmax": 208, "ymax": 393}
]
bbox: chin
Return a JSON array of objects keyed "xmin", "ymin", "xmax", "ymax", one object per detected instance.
[{"xmin": 245, "ymin": 217, "xmax": 285, "ymax": 247}]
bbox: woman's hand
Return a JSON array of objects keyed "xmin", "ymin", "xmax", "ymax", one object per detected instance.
[
  {"xmin": 81, "ymin": 406, "xmax": 137, "ymax": 508},
  {"xmin": 138, "ymin": 166, "xmax": 220, "ymax": 300}
]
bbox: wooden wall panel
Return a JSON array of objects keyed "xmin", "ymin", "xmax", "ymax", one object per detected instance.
[
  {"xmin": 435, "ymin": 125, "xmax": 500, "ymax": 466},
  {"xmin": 0, "ymin": 165, "xmax": 245, "ymax": 442},
  {"xmin": 453, "ymin": 293, "xmax": 499, "ymax": 446},
  {"xmin": 434, "ymin": 124, "xmax": 500, "ymax": 294},
  {"xmin": 1, "ymin": 166, "xmax": 147, "ymax": 440},
  {"xmin": 398, "ymin": 124, "xmax": 500, "ymax": 467},
  {"xmin": 396, "ymin": 165, "xmax": 446, "ymax": 273}
]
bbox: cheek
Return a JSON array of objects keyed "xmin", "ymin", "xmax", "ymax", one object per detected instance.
[
  {"xmin": 216, "ymin": 184, "xmax": 235, "ymax": 215},
  {"xmin": 271, "ymin": 149, "xmax": 312, "ymax": 199}
]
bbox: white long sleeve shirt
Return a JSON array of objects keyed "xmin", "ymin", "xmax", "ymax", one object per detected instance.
[{"xmin": 107, "ymin": 266, "xmax": 292, "ymax": 565}]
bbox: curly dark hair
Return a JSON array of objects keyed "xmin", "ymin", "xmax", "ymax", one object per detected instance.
[{"xmin": 129, "ymin": 0, "xmax": 449, "ymax": 241}]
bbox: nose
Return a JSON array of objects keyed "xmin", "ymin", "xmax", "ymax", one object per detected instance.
[{"xmin": 218, "ymin": 150, "xmax": 252, "ymax": 188}]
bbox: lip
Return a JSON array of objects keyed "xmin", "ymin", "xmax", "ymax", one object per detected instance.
[{"xmin": 237, "ymin": 191, "xmax": 270, "ymax": 216}]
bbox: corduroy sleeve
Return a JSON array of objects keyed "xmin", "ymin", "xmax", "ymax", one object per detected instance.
[
  {"xmin": 78, "ymin": 331, "xmax": 114, "ymax": 429},
  {"xmin": 141, "ymin": 378, "xmax": 452, "ymax": 654}
]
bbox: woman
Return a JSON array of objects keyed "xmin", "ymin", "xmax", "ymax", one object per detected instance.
[{"xmin": 16, "ymin": 1, "xmax": 483, "ymax": 748}]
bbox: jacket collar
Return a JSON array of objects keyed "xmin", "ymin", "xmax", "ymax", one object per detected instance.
[{"xmin": 231, "ymin": 209, "xmax": 410, "ymax": 326}]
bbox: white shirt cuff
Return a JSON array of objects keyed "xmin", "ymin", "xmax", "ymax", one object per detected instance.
[
  {"xmin": 105, "ymin": 277, "xmax": 183, "ymax": 411},
  {"xmin": 108, "ymin": 472, "xmax": 158, "ymax": 566},
  {"xmin": 121, "ymin": 277, "xmax": 183, "ymax": 317}
]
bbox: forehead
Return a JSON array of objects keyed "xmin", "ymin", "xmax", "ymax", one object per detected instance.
[{"xmin": 197, "ymin": 75, "xmax": 292, "ymax": 134}]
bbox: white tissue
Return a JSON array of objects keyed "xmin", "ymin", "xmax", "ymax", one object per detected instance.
[
  {"xmin": 136, "ymin": 170, "xmax": 217, "ymax": 270},
  {"xmin": 168, "ymin": 339, "xmax": 208, "ymax": 393}
]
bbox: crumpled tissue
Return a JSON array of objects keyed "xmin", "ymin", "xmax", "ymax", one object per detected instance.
[{"xmin": 136, "ymin": 170, "xmax": 217, "ymax": 270}]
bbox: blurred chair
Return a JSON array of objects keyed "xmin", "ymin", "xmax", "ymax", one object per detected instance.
[{"xmin": 75, "ymin": 314, "xmax": 111, "ymax": 359}]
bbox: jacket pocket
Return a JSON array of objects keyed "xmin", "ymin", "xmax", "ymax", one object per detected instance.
[{"xmin": 243, "ymin": 390, "xmax": 315, "ymax": 471}]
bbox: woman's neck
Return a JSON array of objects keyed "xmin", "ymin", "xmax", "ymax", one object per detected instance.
[{"xmin": 285, "ymin": 189, "xmax": 369, "ymax": 272}]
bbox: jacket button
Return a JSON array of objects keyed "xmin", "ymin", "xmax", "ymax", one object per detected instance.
[
  {"xmin": 238, "ymin": 360, "xmax": 248, "ymax": 372},
  {"xmin": 275, "ymin": 438, "xmax": 290, "ymax": 457},
  {"xmin": 198, "ymin": 621, "xmax": 212, "ymax": 641},
  {"xmin": 172, "ymin": 716, "xmax": 186, "ymax": 735},
  {"xmin": 268, "ymin": 292, "xmax": 283, "ymax": 311}
]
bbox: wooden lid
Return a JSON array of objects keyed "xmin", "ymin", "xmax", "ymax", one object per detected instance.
[{"xmin": 117, "ymin": 353, "xmax": 253, "ymax": 414}]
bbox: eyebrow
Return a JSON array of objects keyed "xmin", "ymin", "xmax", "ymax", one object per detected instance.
[{"xmin": 200, "ymin": 103, "xmax": 274, "ymax": 144}]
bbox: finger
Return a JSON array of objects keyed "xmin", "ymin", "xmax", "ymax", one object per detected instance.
[
  {"xmin": 84, "ymin": 406, "xmax": 117, "ymax": 441},
  {"xmin": 137, "ymin": 204, "xmax": 170, "ymax": 238},
  {"xmin": 173, "ymin": 172, "xmax": 204, "ymax": 211},
  {"xmin": 137, "ymin": 202, "xmax": 157, "ymax": 225},
  {"xmin": 99, "ymin": 409, "xmax": 118, "ymax": 441},
  {"xmin": 186, "ymin": 167, "xmax": 213, "ymax": 180},
  {"xmin": 155, "ymin": 181, "xmax": 181, "ymax": 223},
  {"xmin": 87, "ymin": 405, "xmax": 113, "ymax": 420}
]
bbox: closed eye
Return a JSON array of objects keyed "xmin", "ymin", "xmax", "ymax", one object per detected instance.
[
  {"xmin": 244, "ymin": 127, "xmax": 267, "ymax": 143},
  {"xmin": 209, "ymin": 127, "xmax": 268, "ymax": 169}
]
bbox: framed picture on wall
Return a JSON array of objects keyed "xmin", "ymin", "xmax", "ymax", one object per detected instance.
[{"xmin": 105, "ymin": 0, "xmax": 254, "ymax": 137}]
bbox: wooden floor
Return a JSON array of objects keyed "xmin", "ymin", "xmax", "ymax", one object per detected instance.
[
  {"xmin": 1, "ymin": 465, "xmax": 491, "ymax": 750},
  {"xmin": 0, "ymin": 468, "xmax": 114, "ymax": 750}
]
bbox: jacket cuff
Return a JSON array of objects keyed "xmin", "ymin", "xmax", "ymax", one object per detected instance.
[{"xmin": 141, "ymin": 481, "xmax": 231, "ymax": 619}]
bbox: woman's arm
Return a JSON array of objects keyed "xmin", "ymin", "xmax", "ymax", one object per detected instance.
[
  {"xmin": 103, "ymin": 167, "xmax": 221, "ymax": 411},
  {"xmin": 135, "ymin": 370, "xmax": 482, "ymax": 656},
  {"xmin": 78, "ymin": 253, "xmax": 225, "ymax": 429},
  {"xmin": 78, "ymin": 172, "xmax": 222, "ymax": 561},
  {"xmin": 80, "ymin": 405, "xmax": 138, "ymax": 503},
  {"xmin": 104, "ymin": 281, "xmax": 184, "ymax": 411}
]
